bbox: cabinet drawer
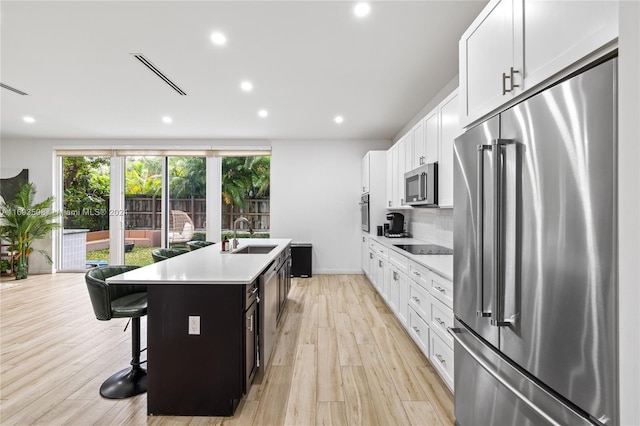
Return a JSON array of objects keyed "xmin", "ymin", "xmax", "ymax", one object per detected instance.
[
  {"xmin": 408, "ymin": 260, "xmax": 430, "ymax": 290},
  {"xmin": 408, "ymin": 280, "xmax": 430, "ymax": 322},
  {"xmin": 369, "ymin": 240, "xmax": 388, "ymax": 261},
  {"xmin": 429, "ymin": 296, "xmax": 454, "ymax": 349},
  {"xmin": 429, "ymin": 272, "xmax": 453, "ymax": 309},
  {"xmin": 389, "ymin": 249, "xmax": 409, "ymax": 273},
  {"xmin": 430, "ymin": 331, "xmax": 454, "ymax": 392},
  {"xmin": 408, "ymin": 307, "xmax": 429, "ymax": 355}
]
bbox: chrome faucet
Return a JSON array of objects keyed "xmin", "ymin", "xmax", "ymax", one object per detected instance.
[{"xmin": 232, "ymin": 216, "xmax": 254, "ymax": 250}]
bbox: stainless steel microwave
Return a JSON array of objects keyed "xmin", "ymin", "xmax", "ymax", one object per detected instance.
[{"xmin": 404, "ymin": 162, "xmax": 438, "ymax": 207}]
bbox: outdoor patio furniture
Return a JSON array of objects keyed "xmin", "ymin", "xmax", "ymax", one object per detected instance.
[{"xmin": 168, "ymin": 210, "xmax": 194, "ymax": 244}]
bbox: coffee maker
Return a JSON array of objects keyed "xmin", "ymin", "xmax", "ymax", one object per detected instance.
[{"xmin": 385, "ymin": 212, "xmax": 407, "ymax": 238}]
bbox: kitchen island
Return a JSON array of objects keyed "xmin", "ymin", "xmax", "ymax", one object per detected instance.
[{"xmin": 107, "ymin": 238, "xmax": 292, "ymax": 417}]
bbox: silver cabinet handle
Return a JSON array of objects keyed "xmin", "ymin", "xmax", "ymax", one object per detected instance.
[
  {"xmin": 435, "ymin": 354, "xmax": 445, "ymax": 364},
  {"xmin": 502, "ymin": 67, "xmax": 520, "ymax": 95},
  {"xmin": 434, "ymin": 286, "xmax": 446, "ymax": 293},
  {"xmin": 411, "ymin": 296, "xmax": 420, "ymax": 303},
  {"xmin": 393, "ymin": 271, "xmax": 398, "ymax": 281},
  {"xmin": 435, "ymin": 317, "xmax": 445, "ymax": 325},
  {"xmin": 378, "ymin": 260, "xmax": 383, "ymax": 268},
  {"xmin": 369, "ymin": 253, "xmax": 373, "ymax": 259},
  {"xmin": 510, "ymin": 67, "xmax": 520, "ymax": 90},
  {"xmin": 412, "ymin": 271, "xmax": 421, "ymax": 277},
  {"xmin": 412, "ymin": 326, "xmax": 420, "ymax": 333},
  {"xmin": 246, "ymin": 314, "xmax": 253, "ymax": 332}
]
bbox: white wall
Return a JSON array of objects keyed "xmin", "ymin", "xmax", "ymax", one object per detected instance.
[
  {"xmin": 270, "ymin": 139, "xmax": 390, "ymax": 274},
  {"xmin": 618, "ymin": 2, "xmax": 640, "ymax": 424}
]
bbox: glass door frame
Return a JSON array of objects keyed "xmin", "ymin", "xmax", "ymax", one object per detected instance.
[{"xmin": 53, "ymin": 149, "xmax": 222, "ymax": 270}]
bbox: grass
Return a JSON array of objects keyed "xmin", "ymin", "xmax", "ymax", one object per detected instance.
[{"xmin": 86, "ymin": 247, "xmax": 158, "ymax": 267}]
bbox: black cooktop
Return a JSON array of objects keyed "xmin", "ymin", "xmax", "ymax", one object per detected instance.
[{"xmin": 393, "ymin": 244, "xmax": 453, "ymax": 255}]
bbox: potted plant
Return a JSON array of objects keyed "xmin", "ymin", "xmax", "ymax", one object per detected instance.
[{"xmin": 0, "ymin": 183, "xmax": 60, "ymax": 280}]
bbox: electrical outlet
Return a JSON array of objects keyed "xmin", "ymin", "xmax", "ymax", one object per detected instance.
[{"xmin": 188, "ymin": 316, "xmax": 200, "ymax": 335}]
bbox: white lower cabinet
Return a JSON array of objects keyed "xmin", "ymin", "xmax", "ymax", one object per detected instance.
[
  {"xmin": 430, "ymin": 331, "xmax": 454, "ymax": 392},
  {"xmin": 408, "ymin": 307, "xmax": 430, "ymax": 354},
  {"xmin": 361, "ymin": 234, "xmax": 370, "ymax": 276}
]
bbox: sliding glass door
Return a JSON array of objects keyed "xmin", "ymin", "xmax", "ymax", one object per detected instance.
[{"xmin": 61, "ymin": 155, "xmax": 110, "ymax": 271}]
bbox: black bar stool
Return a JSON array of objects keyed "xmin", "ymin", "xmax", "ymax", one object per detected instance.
[{"xmin": 85, "ymin": 265, "xmax": 147, "ymax": 399}]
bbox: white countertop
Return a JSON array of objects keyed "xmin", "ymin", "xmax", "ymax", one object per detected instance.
[
  {"xmin": 106, "ymin": 238, "xmax": 292, "ymax": 285},
  {"xmin": 368, "ymin": 235, "xmax": 453, "ymax": 281}
]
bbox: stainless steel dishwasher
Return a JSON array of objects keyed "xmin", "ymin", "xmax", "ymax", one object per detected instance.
[{"xmin": 259, "ymin": 260, "xmax": 278, "ymax": 374}]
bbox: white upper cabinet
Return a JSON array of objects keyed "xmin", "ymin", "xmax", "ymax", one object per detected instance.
[
  {"xmin": 523, "ymin": 0, "xmax": 618, "ymax": 90},
  {"xmin": 411, "ymin": 121, "xmax": 425, "ymax": 169},
  {"xmin": 424, "ymin": 109, "xmax": 439, "ymax": 166},
  {"xmin": 459, "ymin": 0, "xmax": 618, "ymax": 128},
  {"xmin": 361, "ymin": 152, "xmax": 370, "ymax": 194},
  {"xmin": 438, "ymin": 90, "xmax": 461, "ymax": 208},
  {"xmin": 387, "ymin": 88, "xmax": 460, "ymax": 209},
  {"xmin": 460, "ymin": 0, "xmax": 524, "ymax": 127},
  {"xmin": 386, "ymin": 148, "xmax": 393, "ymax": 208}
]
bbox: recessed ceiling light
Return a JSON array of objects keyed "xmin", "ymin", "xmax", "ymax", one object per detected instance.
[
  {"xmin": 334, "ymin": 116, "xmax": 344, "ymax": 124},
  {"xmin": 162, "ymin": 116, "xmax": 173, "ymax": 124},
  {"xmin": 258, "ymin": 109, "xmax": 268, "ymax": 118},
  {"xmin": 23, "ymin": 116, "xmax": 35, "ymax": 123},
  {"xmin": 210, "ymin": 32, "xmax": 227, "ymax": 46},
  {"xmin": 354, "ymin": 3, "xmax": 370, "ymax": 18},
  {"xmin": 241, "ymin": 81, "xmax": 253, "ymax": 92}
]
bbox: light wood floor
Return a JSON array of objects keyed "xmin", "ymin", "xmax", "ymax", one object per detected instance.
[{"xmin": 0, "ymin": 273, "xmax": 453, "ymax": 425}]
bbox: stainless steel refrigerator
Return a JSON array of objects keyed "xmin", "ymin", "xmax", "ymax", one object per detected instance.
[{"xmin": 451, "ymin": 57, "xmax": 617, "ymax": 425}]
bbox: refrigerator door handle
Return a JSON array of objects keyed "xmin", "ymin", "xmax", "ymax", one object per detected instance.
[
  {"xmin": 448, "ymin": 327, "xmax": 562, "ymax": 426},
  {"xmin": 476, "ymin": 145, "xmax": 492, "ymax": 318},
  {"xmin": 492, "ymin": 139, "xmax": 514, "ymax": 327}
]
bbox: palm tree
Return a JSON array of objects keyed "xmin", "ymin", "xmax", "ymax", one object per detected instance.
[{"xmin": 0, "ymin": 183, "xmax": 60, "ymax": 279}]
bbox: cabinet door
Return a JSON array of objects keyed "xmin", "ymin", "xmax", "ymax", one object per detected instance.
[
  {"xmin": 523, "ymin": 0, "xmax": 618, "ymax": 90},
  {"xmin": 361, "ymin": 153, "xmax": 370, "ymax": 193},
  {"xmin": 397, "ymin": 269, "xmax": 409, "ymax": 327},
  {"xmin": 387, "ymin": 267, "xmax": 400, "ymax": 312},
  {"xmin": 377, "ymin": 256, "xmax": 387, "ymax": 296},
  {"xmin": 424, "ymin": 109, "xmax": 439, "ymax": 165},
  {"xmin": 245, "ymin": 301, "xmax": 258, "ymax": 392},
  {"xmin": 412, "ymin": 121, "xmax": 425, "ymax": 169},
  {"xmin": 385, "ymin": 149, "xmax": 393, "ymax": 208},
  {"xmin": 438, "ymin": 90, "xmax": 460, "ymax": 207},
  {"xmin": 398, "ymin": 138, "xmax": 407, "ymax": 206},
  {"xmin": 361, "ymin": 234, "xmax": 370, "ymax": 275},
  {"xmin": 368, "ymin": 250, "xmax": 378, "ymax": 288},
  {"xmin": 459, "ymin": 0, "xmax": 524, "ymax": 126}
]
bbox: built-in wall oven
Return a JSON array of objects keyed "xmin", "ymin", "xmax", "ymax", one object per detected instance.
[{"xmin": 360, "ymin": 193, "xmax": 370, "ymax": 232}]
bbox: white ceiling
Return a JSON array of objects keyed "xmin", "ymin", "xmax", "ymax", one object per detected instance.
[{"xmin": 0, "ymin": 1, "xmax": 486, "ymax": 141}]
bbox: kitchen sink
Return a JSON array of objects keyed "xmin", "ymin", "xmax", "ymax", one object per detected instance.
[{"xmin": 232, "ymin": 245, "xmax": 278, "ymax": 254}]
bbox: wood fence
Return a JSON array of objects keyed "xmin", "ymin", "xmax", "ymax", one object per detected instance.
[{"xmin": 124, "ymin": 196, "xmax": 269, "ymax": 232}]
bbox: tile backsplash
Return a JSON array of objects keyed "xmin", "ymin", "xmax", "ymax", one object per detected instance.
[{"xmin": 405, "ymin": 208, "xmax": 453, "ymax": 248}]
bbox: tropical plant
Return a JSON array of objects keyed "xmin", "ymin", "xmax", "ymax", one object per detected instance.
[
  {"xmin": 170, "ymin": 157, "xmax": 207, "ymax": 198},
  {"xmin": 0, "ymin": 183, "xmax": 60, "ymax": 279},
  {"xmin": 126, "ymin": 157, "xmax": 162, "ymax": 195},
  {"xmin": 63, "ymin": 156, "xmax": 110, "ymax": 231},
  {"xmin": 221, "ymin": 156, "xmax": 270, "ymax": 209}
]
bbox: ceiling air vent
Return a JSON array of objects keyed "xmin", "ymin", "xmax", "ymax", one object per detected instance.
[
  {"xmin": 130, "ymin": 53, "xmax": 187, "ymax": 96},
  {"xmin": 0, "ymin": 83, "xmax": 28, "ymax": 95}
]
